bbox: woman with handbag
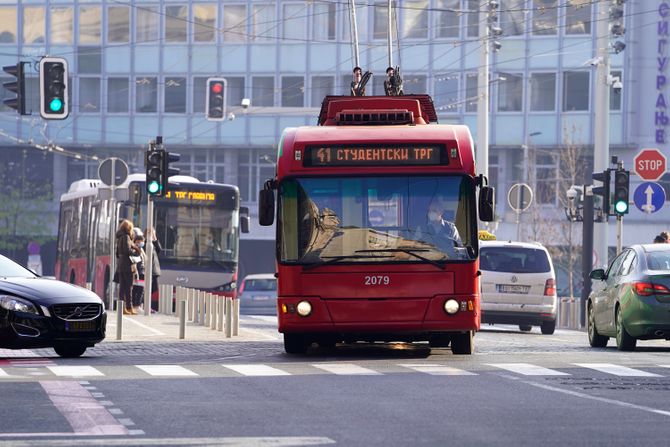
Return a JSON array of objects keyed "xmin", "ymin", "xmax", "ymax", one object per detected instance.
[{"xmin": 115, "ymin": 219, "xmax": 139, "ymax": 315}]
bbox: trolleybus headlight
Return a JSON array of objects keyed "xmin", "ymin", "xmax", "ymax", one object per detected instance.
[
  {"xmin": 444, "ymin": 299, "xmax": 459, "ymax": 315},
  {"xmin": 296, "ymin": 300, "xmax": 312, "ymax": 317}
]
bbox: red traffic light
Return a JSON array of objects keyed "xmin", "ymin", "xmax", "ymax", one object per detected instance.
[{"xmin": 211, "ymin": 82, "xmax": 223, "ymax": 94}]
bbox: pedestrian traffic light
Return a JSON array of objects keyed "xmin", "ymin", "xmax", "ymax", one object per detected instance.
[
  {"xmin": 206, "ymin": 77, "xmax": 226, "ymax": 121},
  {"xmin": 613, "ymin": 169, "xmax": 630, "ymax": 215},
  {"xmin": 145, "ymin": 149, "xmax": 163, "ymax": 196},
  {"xmin": 161, "ymin": 151, "xmax": 181, "ymax": 194},
  {"xmin": 39, "ymin": 57, "xmax": 69, "ymax": 120},
  {"xmin": 3, "ymin": 62, "xmax": 27, "ymax": 115},
  {"xmin": 592, "ymin": 169, "xmax": 611, "ymax": 216}
]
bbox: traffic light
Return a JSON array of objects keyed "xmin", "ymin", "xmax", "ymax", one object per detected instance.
[
  {"xmin": 206, "ymin": 77, "xmax": 226, "ymax": 121},
  {"xmin": 613, "ymin": 169, "xmax": 630, "ymax": 215},
  {"xmin": 145, "ymin": 149, "xmax": 163, "ymax": 196},
  {"xmin": 3, "ymin": 62, "xmax": 26, "ymax": 115},
  {"xmin": 592, "ymin": 169, "xmax": 611, "ymax": 216},
  {"xmin": 161, "ymin": 151, "xmax": 181, "ymax": 194},
  {"xmin": 39, "ymin": 57, "xmax": 69, "ymax": 120}
]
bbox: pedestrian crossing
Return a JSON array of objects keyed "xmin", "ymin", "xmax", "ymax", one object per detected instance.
[{"xmin": 1, "ymin": 362, "xmax": 670, "ymax": 380}]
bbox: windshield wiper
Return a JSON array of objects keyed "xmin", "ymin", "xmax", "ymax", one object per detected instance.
[
  {"xmin": 355, "ymin": 248, "xmax": 447, "ymax": 270},
  {"xmin": 301, "ymin": 254, "xmax": 382, "ymax": 271}
]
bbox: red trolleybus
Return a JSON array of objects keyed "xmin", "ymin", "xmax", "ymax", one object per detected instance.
[
  {"xmin": 259, "ymin": 95, "xmax": 495, "ymax": 354},
  {"xmin": 56, "ymin": 174, "xmax": 249, "ymax": 309}
]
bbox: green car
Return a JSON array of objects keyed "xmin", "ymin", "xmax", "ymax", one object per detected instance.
[{"xmin": 587, "ymin": 244, "xmax": 670, "ymax": 351}]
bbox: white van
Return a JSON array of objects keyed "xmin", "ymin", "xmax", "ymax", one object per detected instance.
[{"xmin": 479, "ymin": 240, "xmax": 557, "ymax": 334}]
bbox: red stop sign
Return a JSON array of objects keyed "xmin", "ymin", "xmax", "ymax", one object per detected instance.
[{"xmin": 634, "ymin": 149, "xmax": 667, "ymax": 181}]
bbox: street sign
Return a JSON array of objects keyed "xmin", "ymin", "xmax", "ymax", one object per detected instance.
[
  {"xmin": 633, "ymin": 182, "xmax": 666, "ymax": 214},
  {"xmin": 634, "ymin": 148, "xmax": 667, "ymax": 181},
  {"xmin": 97, "ymin": 186, "xmax": 129, "ymax": 201},
  {"xmin": 508, "ymin": 183, "xmax": 533, "ymax": 212},
  {"xmin": 98, "ymin": 157, "xmax": 128, "ymax": 187}
]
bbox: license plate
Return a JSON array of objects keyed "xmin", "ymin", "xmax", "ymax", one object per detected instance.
[
  {"xmin": 65, "ymin": 321, "xmax": 97, "ymax": 332},
  {"xmin": 254, "ymin": 295, "xmax": 270, "ymax": 301},
  {"xmin": 496, "ymin": 284, "xmax": 530, "ymax": 294}
]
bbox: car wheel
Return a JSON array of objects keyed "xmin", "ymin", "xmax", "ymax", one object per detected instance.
[
  {"xmin": 451, "ymin": 331, "xmax": 474, "ymax": 355},
  {"xmin": 429, "ymin": 334, "xmax": 451, "ymax": 348},
  {"xmin": 519, "ymin": 325, "xmax": 532, "ymax": 332},
  {"xmin": 54, "ymin": 344, "xmax": 88, "ymax": 358},
  {"xmin": 615, "ymin": 307, "xmax": 636, "ymax": 351},
  {"xmin": 540, "ymin": 320, "xmax": 556, "ymax": 335},
  {"xmin": 284, "ymin": 333, "xmax": 310, "ymax": 354},
  {"xmin": 587, "ymin": 302, "xmax": 608, "ymax": 348}
]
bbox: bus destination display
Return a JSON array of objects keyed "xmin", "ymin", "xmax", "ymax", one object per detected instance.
[
  {"xmin": 163, "ymin": 190, "xmax": 216, "ymax": 203},
  {"xmin": 304, "ymin": 144, "xmax": 444, "ymax": 167}
]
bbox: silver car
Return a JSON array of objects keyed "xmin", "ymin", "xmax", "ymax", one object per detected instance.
[{"xmin": 238, "ymin": 273, "xmax": 278, "ymax": 315}]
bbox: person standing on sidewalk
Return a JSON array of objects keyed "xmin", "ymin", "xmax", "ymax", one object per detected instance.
[
  {"xmin": 131, "ymin": 229, "xmax": 147, "ymax": 314},
  {"xmin": 115, "ymin": 219, "xmax": 139, "ymax": 315},
  {"xmin": 145, "ymin": 228, "xmax": 162, "ymax": 312}
]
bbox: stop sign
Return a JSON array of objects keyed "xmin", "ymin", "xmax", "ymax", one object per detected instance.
[{"xmin": 634, "ymin": 149, "xmax": 667, "ymax": 181}]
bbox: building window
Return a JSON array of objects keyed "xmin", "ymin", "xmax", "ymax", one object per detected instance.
[
  {"xmin": 341, "ymin": 2, "xmax": 367, "ymax": 42},
  {"xmin": 23, "ymin": 6, "xmax": 45, "ymax": 44},
  {"xmin": 436, "ymin": 0, "xmax": 459, "ymax": 38},
  {"xmin": 50, "ymin": 7, "xmax": 73, "ymax": 44},
  {"xmin": 535, "ymin": 153, "xmax": 558, "ymax": 205},
  {"xmin": 313, "ymin": 2, "xmax": 336, "ymax": 41},
  {"xmin": 500, "ymin": 0, "xmax": 524, "ymax": 36},
  {"xmin": 194, "ymin": 4, "xmax": 216, "ymax": 42},
  {"xmin": 193, "ymin": 77, "xmax": 207, "ymax": 114},
  {"xmin": 404, "ymin": 74, "xmax": 426, "ymax": 95},
  {"xmin": 466, "ymin": 0, "xmax": 479, "ymax": 38},
  {"xmin": 402, "ymin": 0, "xmax": 428, "ymax": 39},
  {"xmin": 252, "ymin": 4, "xmax": 275, "ymax": 42},
  {"xmin": 164, "ymin": 77, "xmax": 186, "ymax": 113},
  {"xmin": 566, "ymin": 0, "xmax": 591, "ymax": 35},
  {"xmin": 434, "ymin": 75, "xmax": 459, "ymax": 112},
  {"xmin": 108, "ymin": 6, "xmax": 129, "ymax": 43},
  {"xmin": 563, "ymin": 71, "xmax": 589, "ymax": 111},
  {"xmin": 283, "ymin": 4, "xmax": 306, "ymax": 41},
  {"xmin": 136, "ymin": 77, "xmax": 157, "ymax": 113},
  {"xmin": 136, "ymin": 6, "xmax": 158, "ymax": 43},
  {"xmin": 78, "ymin": 47, "xmax": 102, "ymax": 74},
  {"xmin": 281, "ymin": 76, "xmax": 304, "ymax": 107},
  {"xmin": 610, "ymin": 70, "xmax": 622, "ymax": 111},
  {"xmin": 497, "ymin": 73, "xmax": 523, "ymax": 112},
  {"xmin": 238, "ymin": 149, "xmax": 276, "ymax": 202},
  {"xmin": 223, "ymin": 5, "xmax": 246, "ymax": 42},
  {"xmin": 0, "ymin": 7, "xmax": 16, "ymax": 43},
  {"xmin": 532, "ymin": 0, "xmax": 557, "ymax": 35},
  {"xmin": 79, "ymin": 78, "xmax": 101, "ymax": 114},
  {"xmin": 252, "ymin": 76, "xmax": 275, "ymax": 107},
  {"xmin": 226, "ymin": 77, "xmax": 245, "ymax": 107},
  {"xmin": 79, "ymin": 6, "xmax": 100, "ymax": 44},
  {"xmin": 166, "ymin": 5, "xmax": 188, "ymax": 42},
  {"xmin": 311, "ymin": 76, "xmax": 334, "ymax": 107},
  {"xmin": 107, "ymin": 77, "xmax": 129, "ymax": 113},
  {"xmin": 465, "ymin": 74, "xmax": 478, "ymax": 113},
  {"xmin": 530, "ymin": 73, "xmax": 556, "ymax": 111},
  {"xmin": 373, "ymin": 3, "xmax": 396, "ymax": 40}
]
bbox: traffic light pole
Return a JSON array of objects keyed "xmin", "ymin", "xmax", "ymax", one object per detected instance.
[
  {"xmin": 143, "ymin": 195, "xmax": 154, "ymax": 316},
  {"xmin": 580, "ymin": 190, "xmax": 594, "ymax": 329},
  {"xmin": 616, "ymin": 215, "xmax": 623, "ymax": 255}
]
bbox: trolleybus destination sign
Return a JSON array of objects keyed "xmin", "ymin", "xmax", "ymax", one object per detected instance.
[{"xmin": 304, "ymin": 144, "xmax": 445, "ymax": 167}]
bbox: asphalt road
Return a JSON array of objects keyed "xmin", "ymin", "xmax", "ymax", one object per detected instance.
[{"xmin": 1, "ymin": 317, "xmax": 669, "ymax": 447}]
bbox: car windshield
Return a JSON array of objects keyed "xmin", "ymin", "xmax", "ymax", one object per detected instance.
[
  {"xmin": 480, "ymin": 246, "xmax": 551, "ymax": 273},
  {"xmin": 0, "ymin": 255, "xmax": 37, "ymax": 278},
  {"xmin": 278, "ymin": 175, "xmax": 477, "ymax": 265},
  {"xmin": 646, "ymin": 251, "xmax": 670, "ymax": 270},
  {"xmin": 244, "ymin": 279, "xmax": 276, "ymax": 291}
]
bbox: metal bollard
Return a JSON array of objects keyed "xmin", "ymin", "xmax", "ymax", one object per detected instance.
[
  {"xmin": 199, "ymin": 291, "xmax": 206, "ymax": 325},
  {"xmin": 205, "ymin": 293, "xmax": 212, "ymax": 327},
  {"xmin": 232, "ymin": 298, "xmax": 239, "ymax": 336},
  {"xmin": 225, "ymin": 297, "xmax": 233, "ymax": 338},
  {"xmin": 178, "ymin": 299, "xmax": 186, "ymax": 339},
  {"xmin": 187, "ymin": 288, "xmax": 194, "ymax": 321},
  {"xmin": 86, "ymin": 282, "xmax": 92, "ymax": 291},
  {"xmin": 210, "ymin": 294, "xmax": 217, "ymax": 330},
  {"xmin": 116, "ymin": 299, "xmax": 123, "ymax": 340},
  {"xmin": 160, "ymin": 284, "xmax": 167, "ymax": 314},
  {"xmin": 217, "ymin": 296, "xmax": 224, "ymax": 332}
]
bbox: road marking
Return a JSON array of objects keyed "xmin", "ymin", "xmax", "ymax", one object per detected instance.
[
  {"xmin": 0, "ymin": 368, "xmax": 8, "ymax": 377},
  {"xmin": 488, "ymin": 363, "xmax": 570, "ymax": 376},
  {"xmin": 107, "ymin": 316, "xmax": 165, "ymax": 336},
  {"xmin": 0, "ymin": 349, "xmax": 38, "ymax": 358},
  {"xmin": 135, "ymin": 365, "xmax": 198, "ymax": 376},
  {"xmin": 223, "ymin": 364, "xmax": 291, "ymax": 376},
  {"xmin": 400, "ymin": 364, "xmax": 477, "ymax": 376},
  {"xmin": 312, "ymin": 363, "xmax": 381, "ymax": 375},
  {"xmin": 574, "ymin": 363, "xmax": 662, "ymax": 377},
  {"xmin": 47, "ymin": 366, "xmax": 105, "ymax": 377},
  {"xmin": 0, "ymin": 437, "xmax": 336, "ymax": 445},
  {"xmin": 40, "ymin": 381, "xmax": 129, "ymax": 435}
]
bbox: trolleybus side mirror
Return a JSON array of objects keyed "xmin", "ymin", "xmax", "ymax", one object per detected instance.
[
  {"xmin": 259, "ymin": 189, "xmax": 275, "ymax": 226},
  {"xmin": 478, "ymin": 186, "xmax": 495, "ymax": 222},
  {"xmin": 240, "ymin": 206, "xmax": 250, "ymax": 234}
]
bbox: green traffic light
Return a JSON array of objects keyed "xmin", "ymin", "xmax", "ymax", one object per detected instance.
[
  {"xmin": 147, "ymin": 181, "xmax": 160, "ymax": 194},
  {"xmin": 49, "ymin": 98, "xmax": 63, "ymax": 112},
  {"xmin": 614, "ymin": 200, "xmax": 628, "ymax": 214}
]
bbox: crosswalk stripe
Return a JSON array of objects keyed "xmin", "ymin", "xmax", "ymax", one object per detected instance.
[
  {"xmin": 0, "ymin": 368, "xmax": 8, "ymax": 377},
  {"xmin": 223, "ymin": 364, "xmax": 291, "ymax": 376},
  {"xmin": 135, "ymin": 365, "xmax": 198, "ymax": 376},
  {"xmin": 488, "ymin": 363, "xmax": 570, "ymax": 376},
  {"xmin": 312, "ymin": 363, "xmax": 381, "ymax": 375},
  {"xmin": 400, "ymin": 364, "xmax": 477, "ymax": 376},
  {"xmin": 47, "ymin": 366, "xmax": 105, "ymax": 377},
  {"xmin": 573, "ymin": 363, "xmax": 661, "ymax": 377}
]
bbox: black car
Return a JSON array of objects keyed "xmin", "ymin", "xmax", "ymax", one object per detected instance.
[{"xmin": 0, "ymin": 254, "xmax": 106, "ymax": 357}]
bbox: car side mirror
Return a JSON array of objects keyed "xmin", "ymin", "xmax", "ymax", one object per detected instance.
[
  {"xmin": 239, "ymin": 206, "xmax": 250, "ymax": 234},
  {"xmin": 259, "ymin": 189, "xmax": 275, "ymax": 226},
  {"xmin": 479, "ymin": 186, "xmax": 495, "ymax": 222},
  {"xmin": 589, "ymin": 269, "xmax": 606, "ymax": 281}
]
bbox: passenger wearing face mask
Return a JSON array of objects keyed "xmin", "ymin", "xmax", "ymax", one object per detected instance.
[
  {"xmin": 131, "ymin": 229, "xmax": 148, "ymax": 314},
  {"xmin": 414, "ymin": 199, "xmax": 462, "ymax": 257}
]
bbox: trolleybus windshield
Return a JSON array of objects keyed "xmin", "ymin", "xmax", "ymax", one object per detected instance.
[{"xmin": 279, "ymin": 175, "xmax": 476, "ymax": 265}]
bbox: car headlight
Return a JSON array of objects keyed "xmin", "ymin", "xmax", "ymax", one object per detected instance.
[{"xmin": 0, "ymin": 295, "xmax": 39, "ymax": 314}]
